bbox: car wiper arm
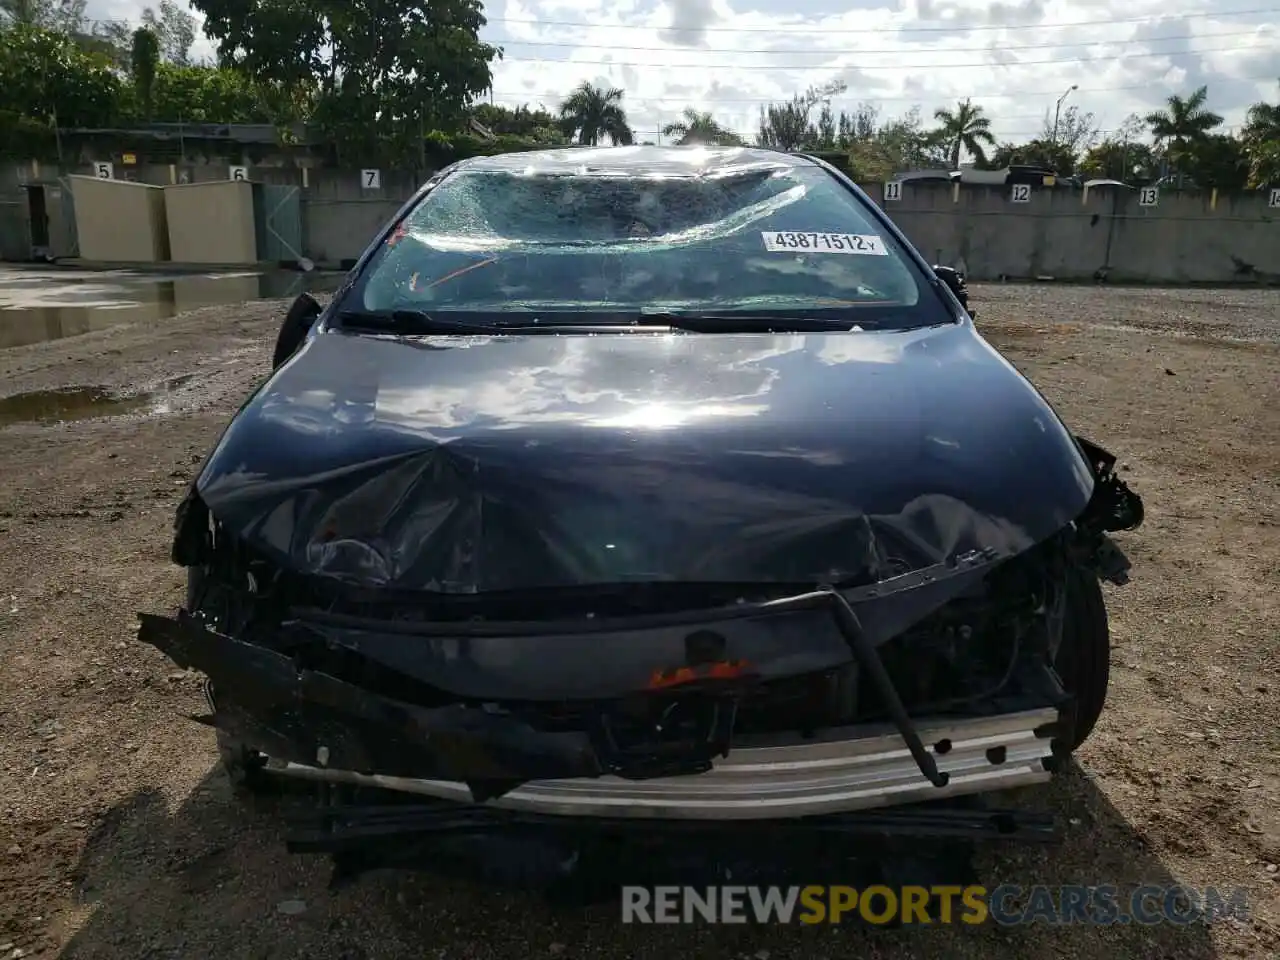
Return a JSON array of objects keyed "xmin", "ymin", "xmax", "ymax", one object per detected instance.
[
  {"xmin": 336, "ymin": 309, "xmax": 569, "ymax": 335},
  {"xmin": 639, "ymin": 311, "xmax": 861, "ymax": 333}
]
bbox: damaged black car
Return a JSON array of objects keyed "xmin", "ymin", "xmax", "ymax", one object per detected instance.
[{"xmin": 140, "ymin": 146, "xmax": 1144, "ymax": 863}]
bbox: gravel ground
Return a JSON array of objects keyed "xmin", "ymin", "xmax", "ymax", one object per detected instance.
[{"xmin": 0, "ymin": 285, "xmax": 1277, "ymax": 959}]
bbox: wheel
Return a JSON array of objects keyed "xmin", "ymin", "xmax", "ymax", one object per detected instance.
[{"xmin": 1053, "ymin": 564, "xmax": 1111, "ymax": 750}]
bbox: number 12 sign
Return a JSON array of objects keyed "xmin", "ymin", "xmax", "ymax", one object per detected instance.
[
  {"xmin": 1010, "ymin": 183, "xmax": 1031, "ymax": 203},
  {"xmin": 1269, "ymin": 188, "xmax": 1280, "ymax": 209}
]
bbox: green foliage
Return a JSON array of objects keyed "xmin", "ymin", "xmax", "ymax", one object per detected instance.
[
  {"xmin": 191, "ymin": 0, "xmax": 500, "ymax": 161},
  {"xmin": 130, "ymin": 27, "xmax": 160, "ymax": 118},
  {"xmin": 558, "ymin": 82, "xmax": 634, "ymax": 146},
  {"xmin": 662, "ymin": 107, "xmax": 742, "ymax": 146},
  {"xmin": 989, "ymin": 139, "xmax": 1078, "ymax": 176},
  {"xmin": 1078, "ymin": 138, "xmax": 1156, "ymax": 181},
  {"xmin": 1241, "ymin": 83, "xmax": 1280, "ymax": 187},
  {"xmin": 0, "ymin": 24, "xmax": 122, "ymax": 128},
  {"xmin": 1185, "ymin": 133, "xmax": 1249, "ymax": 189},
  {"xmin": 931, "ymin": 98, "xmax": 996, "ymax": 167},
  {"xmin": 420, "ymin": 129, "xmax": 547, "ymax": 164}
]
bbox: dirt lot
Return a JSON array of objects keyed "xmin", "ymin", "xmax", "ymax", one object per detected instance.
[{"xmin": 0, "ymin": 284, "xmax": 1277, "ymax": 959}]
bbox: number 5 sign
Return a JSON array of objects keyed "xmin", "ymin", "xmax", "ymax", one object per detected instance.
[
  {"xmin": 1138, "ymin": 186, "xmax": 1159, "ymax": 207},
  {"xmin": 94, "ymin": 161, "xmax": 113, "ymax": 179},
  {"xmin": 883, "ymin": 180, "xmax": 902, "ymax": 202},
  {"xmin": 1010, "ymin": 183, "xmax": 1031, "ymax": 203},
  {"xmin": 1269, "ymin": 188, "xmax": 1280, "ymax": 209}
]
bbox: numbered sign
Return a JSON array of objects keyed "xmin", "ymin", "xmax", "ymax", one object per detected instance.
[
  {"xmin": 361, "ymin": 168, "xmax": 382, "ymax": 190},
  {"xmin": 94, "ymin": 161, "xmax": 114, "ymax": 179},
  {"xmin": 1269, "ymin": 188, "xmax": 1280, "ymax": 209},
  {"xmin": 229, "ymin": 165, "xmax": 248, "ymax": 181},
  {"xmin": 883, "ymin": 180, "xmax": 902, "ymax": 202},
  {"xmin": 1010, "ymin": 183, "xmax": 1031, "ymax": 203},
  {"xmin": 1138, "ymin": 186, "xmax": 1159, "ymax": 207}
]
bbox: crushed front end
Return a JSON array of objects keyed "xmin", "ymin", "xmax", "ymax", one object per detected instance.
[{"xmin": 138, "ymin": 435, "xmax": 1142, "ymax": 847}]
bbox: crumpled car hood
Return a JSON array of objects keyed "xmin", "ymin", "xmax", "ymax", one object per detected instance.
[{"xmin": 195, "ymin": 320, "xmax": 1095, "ymax": 593}]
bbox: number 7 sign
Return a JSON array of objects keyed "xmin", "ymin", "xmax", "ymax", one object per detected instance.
[{"xmin": 361, "ymin": 169, "xmax": 382, "ymax": 190}]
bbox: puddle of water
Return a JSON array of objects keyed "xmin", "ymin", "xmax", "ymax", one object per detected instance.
[
  {"xmin": 0, "ymin": 386, "xmax": 153, "ymax": 426},
  {"xmin": 0, "ymin": 374, "xmax": 196, "ymax": 426},
  {"xmin": 0, "ymin": 268, "xmax": 341, "ymax": 350}
]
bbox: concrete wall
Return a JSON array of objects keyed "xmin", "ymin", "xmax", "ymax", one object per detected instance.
[
  {"xmin": 860, "ymin": 181, "xmax": 1280, "ymax": 283},
  {"xmin": 6, "ymin": 159, "xmax": 1280, "ymax": 283},
  {"xmin": 164, "ymin": 181, "xmax": 258, "ymax": 264}
]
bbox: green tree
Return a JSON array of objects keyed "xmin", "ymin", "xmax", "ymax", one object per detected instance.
[
  {"xmin": 130, "ymin": 26, "xmax": 160, "ymax": 118},
  {"xmin": 1143, "ymin": 85, "xmax": 1222, "ymax": 181},
  {"xmin": 661, "ymin": 107, "xmax": 742, "ymax": 146},
  {"xmin": 1241, "ymin": 81, "xmax": 1280, "ymax": 187},
  {"xmin": 558, "ymin": 82, "xmax": 634, "ymax": 145},
  {"xmin": 473, "ymin": 102, "xmax": 567, "ymax": 143},
  {"xmin": 0, "ymin": 24, "xmax": 121, "ymax": 127},
  {"xmin": 136, "ymin": 63, "xmax": 273, "ymax": 123},
  {"xmin": 141, "ymin": 0, "xmax": 195, "ymax": 65},
  {"xmin": 845, "ymin": 106, "xmax": 949, "ymax": 178},
  {"xmin": 988, "ymin": 138, "xmax": 1077, "ymax": 175},
  {"xmin": 755, "ymin": 81, "xmax": 847, "ymax": 151},
  {"xmin": 192, "ymin": 0, "xmax": 499, "ymax": 159},
  {"xmin": 931, "ymin": 97, "xmax": 996, "ymax": 167},
  {"xmin": 1184, "ymin": 133, "xmax": 1249, "ymax": 189},
  {"xmin": 1078, "ymin": 138, "xmax": 1156, "ymax": 182}
]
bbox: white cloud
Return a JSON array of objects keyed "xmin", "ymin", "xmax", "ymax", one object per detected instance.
[{"xmin": 89, "ymin": 0, "xmax": 1280, "ymax": 143}]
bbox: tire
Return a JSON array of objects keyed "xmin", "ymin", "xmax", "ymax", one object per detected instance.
[{"xmin": 1053, "ymin": 564, "xmax": 1111, "ymax": 750}]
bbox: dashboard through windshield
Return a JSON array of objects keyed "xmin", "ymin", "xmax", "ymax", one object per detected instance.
[{"xmin": 344, "ymin": 159, "xmax": 954, "ymax": 330}]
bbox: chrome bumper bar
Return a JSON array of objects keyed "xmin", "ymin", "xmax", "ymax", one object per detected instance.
[{"xmin": 264, "ymin": 707, "xmax": 1058, "ymax": 820}]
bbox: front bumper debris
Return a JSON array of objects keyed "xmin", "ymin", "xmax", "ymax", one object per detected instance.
[{"xmin": 261, "ymin": 706, "xmax": 1058, "ymax": 820}]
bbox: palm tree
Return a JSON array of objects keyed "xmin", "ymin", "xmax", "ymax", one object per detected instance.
[
  {"xmin": 1241, "ymin": 80, "xmax": 1280, "ymax": 187},
  {"xmin": 662, "ymin": 108, "xmax": 743, "ymax": 146},
  {"xmin": 932, "ymin": 98, "xmax": 996, "ymax": 167},
  {"xmin": 1143, "ymin": 85, "xmax": 1223, "ymax": 180},
  {"xmin": 558, "ymin": 82, "xmax": 635, "ymax": 146}
]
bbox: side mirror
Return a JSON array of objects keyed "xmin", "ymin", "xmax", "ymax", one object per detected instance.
[
  {"xmin": 271, "ymin": 292, "xmax": 322, "ymax": 369},
  {"xmin": 932, "ymin": 265, "xmax": 971, "ymax": 313}
]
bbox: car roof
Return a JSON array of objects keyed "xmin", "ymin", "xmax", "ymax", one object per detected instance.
[{"xmin": 457, "ymin": 145, "xmax": 822, "ymax": 177}]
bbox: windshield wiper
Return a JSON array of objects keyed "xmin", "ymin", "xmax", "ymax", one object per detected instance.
[
  {"xmin": 638, "ymin": 310, "xmax": 862, "ymax": 333},
  {"xmin": 337, "ymin": 309, "xmax": 539, "ymax": 335}
]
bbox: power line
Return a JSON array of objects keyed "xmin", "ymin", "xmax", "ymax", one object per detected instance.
[
  {"xmin": 491, "ymin": 40, "xmax": 1264, "ymax": 71},
  {"xmin": 488, "ymin": 73, "xmax": 1280, "ymax": 103},
  {"xmin": 492, "ymin": 27, "xmax": 1262, "ymax": 55},
  {"xmin": 486, "ymin": 5, "xmax": 1280, "ymax": 36}
]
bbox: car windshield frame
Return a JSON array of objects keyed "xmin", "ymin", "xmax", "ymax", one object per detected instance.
[{"xmin": 335, "ymin": 156, "xmax": 958, "ymax": 333}]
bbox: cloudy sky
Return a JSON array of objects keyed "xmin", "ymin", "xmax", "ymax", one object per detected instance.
[{"xmin": 84, "ymin": 0, "xmax": 1279, "ymax": 144}]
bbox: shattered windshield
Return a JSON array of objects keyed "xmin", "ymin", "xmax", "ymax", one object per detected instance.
[{"xmin": 348, "ymin": 156, "xmax": 952, "ymax": 329}]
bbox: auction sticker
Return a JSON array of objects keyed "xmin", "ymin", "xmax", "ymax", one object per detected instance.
[{"xmin": 762, "ymin": 231, "xmax": 887, "ymax": 255}]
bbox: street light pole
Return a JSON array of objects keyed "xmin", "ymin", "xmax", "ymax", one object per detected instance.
[{"xmin": 1051, "ymin": 84, "xmax": 1078, "ymax": 147}]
